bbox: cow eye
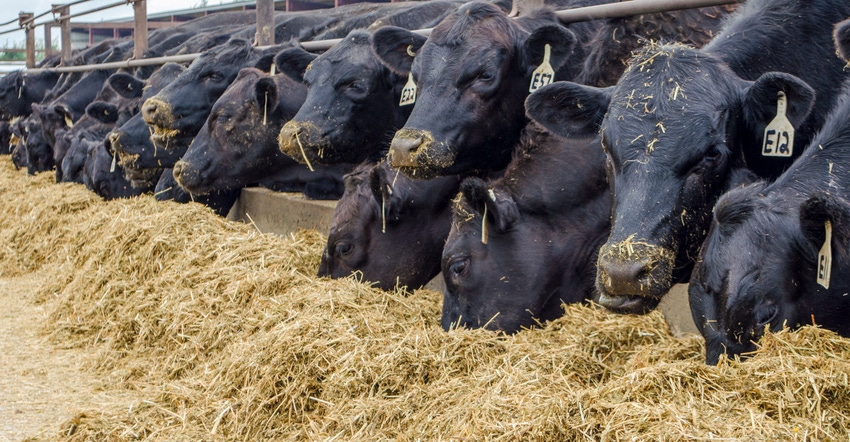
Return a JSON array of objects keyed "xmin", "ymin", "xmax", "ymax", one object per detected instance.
[
  {"xmin": 705, "ymin": 144, "xmax": 722, "ymax": 161},
  {"xmin": 477, "ymin": 71, "xmax": 495, "ymax": 82},
  {"xmin": 205, "ymin": 73, "xmax": 224, "ymax": 82},
  {"xmin": 754, "ymin": 303, "xmax": 778, "ymax": 328},
  {"xmin": 448, "ymin": 257, "xmax": 469, "ymax": 277},
  {"xmin": 334, "ymin": 242, "xmax": 353, "ymax": 257}
]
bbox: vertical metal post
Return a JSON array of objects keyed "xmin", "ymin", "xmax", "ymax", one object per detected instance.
[
  {"xmin": 44, "ymin": 24, "xmax": 55, "ymax": 58},
  {"xmin": 53, "ymin": 4, "xmax": 72, "ymax": 65},
  {"xmin": 255, "ymin": 0, "xmax": 274, "ymax": 46},
  {"xmin": 19, "ymin": 13, "xmax": 35, "ymax": 68},
  {"xmin": 133, "ymin": 0, "xmax": 148, "ymax": 59}
]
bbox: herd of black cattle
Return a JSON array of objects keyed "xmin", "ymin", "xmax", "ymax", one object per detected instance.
[{"xmin": 2, "ymin": 0, "xmax": 850, "ymax": 364}]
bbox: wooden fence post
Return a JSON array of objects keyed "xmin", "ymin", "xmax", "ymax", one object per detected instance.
[
  {"xmin": 19, "ymin": 13, "xmax": 35, "ymax": 68},
  {"xmin": 52, "ymin": 4, "xmax": 72, "ymax": 65},
  {"xmin": 133, "ymin": 0, "xmax": 148, "ymax": 59},
  {"xmin": 256, "ymin": 0, "xmax": 274, "ymax": 46}
]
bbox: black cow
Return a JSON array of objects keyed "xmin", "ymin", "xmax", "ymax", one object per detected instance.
[
  {"xmin": 20, "ymin": 116, "xmax": 53, "ymax": 175},
  {"xmin": 689, "ymin": 19, "xmax": 850, "ymax": 364},
  {"xmin": 0, "ymin": 68, "xmax": 60, "ymax": 119},
  {"xmin": 526, "ymin": 0, "xmax": 850, "ymax": 314},
  {"xmin": 277, "ymin": 30, "xmax": 417, "ymax": 165},
  {"xmin": 0, "ymin": 120, "xmax": 11, "ymax": 155},
  {"xmin": 141, "ymin": 38, "xmax": 280, "ymax": 165},
  {"xmin": 319, "ymin": 160, "xmax": 462, "ymax": 290},
  {"xmin": 173, "ymin": 67, "xmax": 347, "ymax": 199},
  {"xmin": 372, "ymin": 1, "xmax": 581, "ymax": 178},
  {"xmin": 110, "ymin": 63, "xmax": 186, "ymax": 187},
  {"xmin": 441, "ymin": 123, "xmax": 609, "ymax": 333}
]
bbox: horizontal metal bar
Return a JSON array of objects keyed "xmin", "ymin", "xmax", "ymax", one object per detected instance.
[
  {"xmin": 555, "ymin": 0, "xmax": 743, "ymax": 23},
  {"xmin": 34, "ymin": 0, "xmax": 131, "ymax": 28},
  {"xmin": 25, "ymin": 53, "xmax": 199, "ymax": 74}
]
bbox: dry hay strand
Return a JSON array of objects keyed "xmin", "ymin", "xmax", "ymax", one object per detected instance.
[{"xmin": 0, "ymin": 162, "xmax": 848, "ymax": 440}]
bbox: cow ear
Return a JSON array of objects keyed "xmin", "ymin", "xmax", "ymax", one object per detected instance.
[
  {"xmin": 799, "ymin": 193, "xmax": 850, "ymax": 256},
  {"xmin": 460, "ymin": 177, "xmax": 519, "ymax": 233},
  {"xmin": 520, "ymin": 25, "xmax": 577, "ymax": 77},
  {"xmin": 253, "ymin": 53, "xmax": 276, "ymax": 72},
  {"xmin": 274, "ymin": 48, "xmax": 317, "ymax": 83},
  {"xmin": 525, "ymin": 81, "xmax": 611, "ymax": 138},
  {"xmin": 372, "ymin": 26, "xmax": 427, "ymax": 76},
  {"xmin": 85, "ymin": 101, "xmax": 118, "ymax": 124},
  {"xmin": 370, "ymin": 163, "xmax": 406, "ymax": 223},
  {"xmin": 108, "ymin": 73, "xmax": 145, "ymax": 99},
  {"xmin": 834, "ymin": 18, "xmax": 850, "ymax": 60},
  {"xmin": 741, "ymin": 72, "xmax": 815, "ymax": 133},
  {"xmin": 54, "ymin": 104, "xmax": 74, "ymax": 128},
  {"xmin": 255, "ymin": 77, "xmax": 279, "ymax": 116}
]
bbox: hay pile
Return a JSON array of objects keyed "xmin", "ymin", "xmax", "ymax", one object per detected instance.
[{"xmin": 0, "ymin": 161, "xmax": 848, "ymax": 440}]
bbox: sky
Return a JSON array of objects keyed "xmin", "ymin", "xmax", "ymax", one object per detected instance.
[{"xmin": 1, "ymin": 0, "xmax": 233, "ymax": 48}]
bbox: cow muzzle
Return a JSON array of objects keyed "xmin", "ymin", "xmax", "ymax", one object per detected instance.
[
  {"xmin": 595, "ymin": 237, "xmax": 675, "ymax": 314},
  {"xmin": 172, "ymin": 160, "xmax": 204, "ymax": 194},
  {"xmin": 388, "ymin": 129, "xmax": 455, "ymax": 179},
  {"xmin": 278, "ymin": 120, "xmax": 324, "ymax": 165}
]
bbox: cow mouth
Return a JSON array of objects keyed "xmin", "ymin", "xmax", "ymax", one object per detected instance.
[
  {"xmin": 595, "ymin": 292, "xmax": 661, "ymax": 315},
  {"xmin": 122, "ymin": 163, "xmax": 162, "ymax": 188},
  {"xmin": 389, "ymin": 130, "xmax": 456, "ymax": 179},
  {"xmin": 278, "ymin": 120, "xmax": 328, "ymax": 166}
]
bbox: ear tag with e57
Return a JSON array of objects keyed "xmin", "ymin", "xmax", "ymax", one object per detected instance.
[
  {"xmin": 400, "ymin": 75, "xmax": 417, "ymax": 106},
  {"xmin": 762, "ymin": 91, "xmax": 794, "ymax": 157},
  {"xmin": 529, "ymin": 43, "xmax": 555, "ymax": 93},
  {"xmin": 817, "ymin": 220, "xmax": 832, "ymax": 289}
]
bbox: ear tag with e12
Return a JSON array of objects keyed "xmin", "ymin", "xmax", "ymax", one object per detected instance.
[{"xmin": 762, "ymin": 91, "xmax": 794, "ymax": 157}]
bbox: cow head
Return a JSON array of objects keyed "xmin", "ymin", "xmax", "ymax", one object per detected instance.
[
  {"xmin": 440, "ymin": 130, "xmax": 610, "ymax": 333},
  {"xmin": 526, "ymin": 43, "xmax": 815, "ymax": 314},
  {"xmin": 690, "ymin": 188, "xmax": 850, "ymax": 364},
  {"xmin": 21, "ymin": 114, "xmax": 54, "ymax": 175},
  {"xmin": 373, "ymin": 1, "xmax": 577, "ymax": 178},
  {"xmin": 110, "ymin": 63, "xmax": 185, "ymax": 187},
  {"xmin": 174, "ymin": 68, "xmax": 306, "ymax": 194},
  {"xmin": 141, "ymin": 38, "xmax": 258, "ymax": 150},
  {"xmin": 318, "ymin": 161, "xmax": 460, "ymax": 290},
  {"xmin": 278, "ymin": 30, "xmax": 413, "ymax": 165}
]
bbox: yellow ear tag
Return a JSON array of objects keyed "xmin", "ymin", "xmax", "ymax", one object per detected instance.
[
  {"xmin": 400, "ymin": 75, "xmax": 417, "ymax": 106},
  {"xmin": 817, "ymin": 220, "xmax": 832, "ymax": 289},
  {"xmin": 761, "ymin": 91, "xmax": 794, "ymax": 157},
  {"xmin": 64, "ymin": 114, "xmax": 74, "ymax": 128},
  {"xmin": 529, "ymin": 43, "xmax": 555, "ymax": 93}
]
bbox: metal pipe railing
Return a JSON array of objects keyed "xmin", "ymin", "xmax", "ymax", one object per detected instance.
[
  {"xmin": 19, "ymin": 0, "xmax": 743, "ymax": 74},
  {"xmin": 33, "ymin": 1, "xmax": 137, "ymax": 28}
]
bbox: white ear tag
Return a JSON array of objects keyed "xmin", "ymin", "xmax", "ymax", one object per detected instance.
[
  {"xmin": 761, "ymin": 91, "xmax": 794, "ymax": 157},
  {"xmin": 270, "ymin": 63, "xmax": 276, "ymax": 76},
  {"xmin": 529, "ymin": 43, "xmax": 555, "ymax": 93},
  {"xmin": 817, "ymin": 220, "xmax": 832, "ymax": 289},
  {"xmin": 400, "ymin": 75, "xmax": 417, "ymax": 106},
  {"xmin": 110, "ymin": 149, "xmax": 117, "ymax": 173}
]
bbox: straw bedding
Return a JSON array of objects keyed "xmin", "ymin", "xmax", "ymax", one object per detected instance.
[{"xmin": 0, "ymin": 161, "xmax": 848, "ymax": 441}]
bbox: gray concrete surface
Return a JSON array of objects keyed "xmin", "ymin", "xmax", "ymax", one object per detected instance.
[{"xmin": 230, "ymin": 187, "xmax": 699, "ymax": 336}]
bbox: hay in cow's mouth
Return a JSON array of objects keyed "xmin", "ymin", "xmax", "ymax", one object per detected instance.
[{"xmin": 0, "ymin": 160, "xmax": 848, "ymax": 440}]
